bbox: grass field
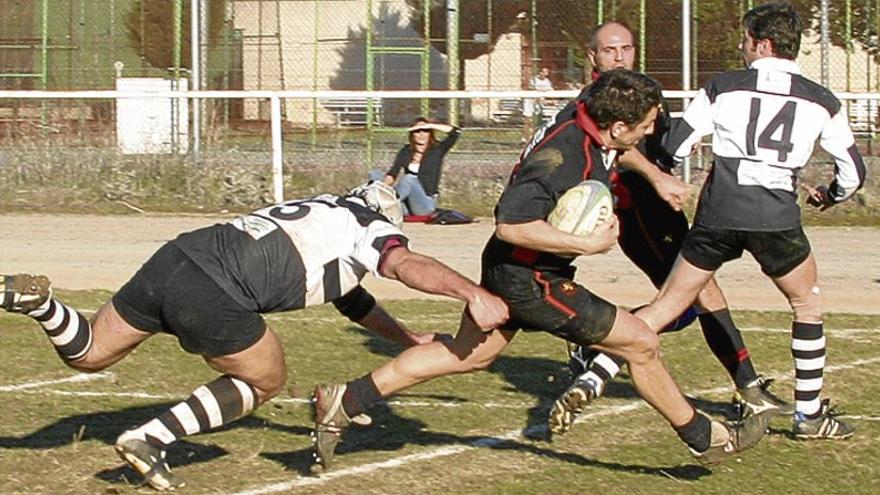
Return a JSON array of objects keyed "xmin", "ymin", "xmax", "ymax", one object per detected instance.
[{"xmin": 1, "ymin": 292, "xmax": 879, "ymax": 494}]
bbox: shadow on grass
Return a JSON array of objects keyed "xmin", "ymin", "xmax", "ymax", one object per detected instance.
[
  {"xmin": 0, "ymin": 402, "xmax": 309, "ymax": 450},
  {"xmin": 262, "ymin": 404, "xmax": 713, "ymax": 480},
  {"xmin": 0, "ymin": 401, "xmax": 314, "ymax": 486},
  {"xmin": 351, "ymin": 328, "xmax": 740, "ymax": 441}
]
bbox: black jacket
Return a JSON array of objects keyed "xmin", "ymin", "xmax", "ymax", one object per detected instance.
[{"xmin": 386, "ymin": 128, "xmax": 460, "ymax": 196}]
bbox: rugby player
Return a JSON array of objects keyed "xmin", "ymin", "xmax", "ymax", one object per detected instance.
[
  {"xmin": 310, "ymin": 70, "xmax": 773, "ymax": 474},
  {"xmin": 635, "ymin": 2, "xmax": 865, "ymax": 440},
  {"xmin": 0, "ymin": 181, "xmax": 508, "ymax": 490}
]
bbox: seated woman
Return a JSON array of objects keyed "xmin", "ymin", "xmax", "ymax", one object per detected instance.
[{"xmin": 375, "ymin": 117, "xmax": 460, "ymax": 216}]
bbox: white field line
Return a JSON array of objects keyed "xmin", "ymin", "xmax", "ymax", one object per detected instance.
[
  {"xmin": 0, "ymin": 371, "xmax": 114, "ymax": 392},
  {"xmin": 841, "ymin": 415, "xmax": 880, "ymax": 421},
  {"xmin": 230, "ymin": 355, "xmax": 880, "ymax": 495},
  {"xmin": 3, "ymin": 332, "xmax": 878, "ymax": 494}
]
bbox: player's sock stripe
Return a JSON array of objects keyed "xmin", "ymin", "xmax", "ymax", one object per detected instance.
[
  {"xmin": 56, "ymin": 317, "xmax": 92, "ymax": 360},
  {"xmin": 142, "ymin": 418, "xmax": 179, "ymax": 446},
  {"xmin": 158, "ymin": 410, "xmax": 188, "ymax": 441},
  {"xmin": 792, "ymin": 336, "xmax": 826, "ymax": 352},
  {"xmin": 794, "ymin": 356, "xmax": 826, "ymax": 370},
  {"xmin": 170, "ymin": 401, "xmax": 202, "ymax": 436},
  {"xmin": 593, "ymin": 353, "xmax": 623, "ymax": 376},
  {"xmin": 48, "ymin": 309, "xmax": 80, "ymax": 346},
  {"xmin": 796, "ymin": 368, "xmax": 824, "ymax": 380},
  {"xmin": 230, "ymin": 377, "xmax": 257, "ymax": 416},
  {"xmin": 193, "ymin": 385, "xmax": 224, "ymax": 429},
  {"xmin": 185, "ymin": 394, "xmax": 213, "ymax": 432},
  {"xmin": 43, "ymin": 306, "xmax": 70, "ymax": 337},
  {"xmin": 33, "ymin": 300, "xmax": 59, "ymax": 323},
  {"xmin": 791, "ymin": 321, "xmax": 823, "ymax": 339}
]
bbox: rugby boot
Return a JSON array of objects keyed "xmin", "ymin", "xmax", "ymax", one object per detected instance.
[
  {"xmin": 735, "ymin": 376, "xmax": 794, "ymax": 416},
  {"xmin": 115, "ymin": 433, "xmax": 185, "ymax": 491},
  {"xmin": 549, "ymin": 375, "xmax": 599, "ymax": 435},
  {"xmin": 310, "ymin": 383, "xmax": 353, "ymax": 473},
  {"xmin": 690, "ymin": 409, "xmax": 773, "ymax": 466},
  {"xmin": 793, "ymin": 399, "xmax": 855, "ymax": 440},
  {"xmin": 0, "ymin": 274, "xmax": 51, "ymax": 313}
]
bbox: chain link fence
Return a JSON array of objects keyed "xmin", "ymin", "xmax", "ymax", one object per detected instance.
[{"xmin": 0, "ymin": 1, "xmax": 877, "ymax": 163}]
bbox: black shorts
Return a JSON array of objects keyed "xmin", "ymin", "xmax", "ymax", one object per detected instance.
[
  {"xmin": 680, "ymin": 224, "xmax": 811, "ymax": 278},
  {"xmin": 113, "ymin": 242, "xmax": 266, "ymax": 357},
  {"xmin": 616, "ymin": 172, "xmax": 689, "ymax": 288},
  {"xmin": 481, "ymin": 263, "xmax": 617, "ymax": 346}
]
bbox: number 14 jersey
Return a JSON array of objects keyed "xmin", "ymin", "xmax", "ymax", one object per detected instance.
[{"xmin": 664, "ymin": 57, "xmax": 866, "ymax": 230}]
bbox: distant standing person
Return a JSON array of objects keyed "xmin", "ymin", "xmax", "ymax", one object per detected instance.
[
  {"xmin": 378, "ymin": 117, "xmax": 460, "ymax": 216},
  {"xmin": 522, "ymin": 66, "xmax": 555, "ymax": 142}
]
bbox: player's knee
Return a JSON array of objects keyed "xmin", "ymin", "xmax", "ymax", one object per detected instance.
[
  {"xmin": 625, "ymin": 330, "xmax": 661, "ymax": 366},
  {"xmin": 788, "ymin": 285, "xmax": 822, "ymax": 322},
  {"xmin": 252, "ymin": 367, "xmax": 288, "ymax": 404}
]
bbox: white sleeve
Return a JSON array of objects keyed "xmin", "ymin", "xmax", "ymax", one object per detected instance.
[
  {"xmin": 663, "ymin": 88, "xmax": 714, "ymax": 160},
  {"xmin": 818, "ymin": 108, "xmax": 867, "ymax": 203},
  {"xmin": 352, "ymin": 221, "xmax": 409, "ymax": 277}
]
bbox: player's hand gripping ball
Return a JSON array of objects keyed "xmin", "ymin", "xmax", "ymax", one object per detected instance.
[{"xmin": 547, "ymin": 180, "xmax": 613, "ymax": 236}]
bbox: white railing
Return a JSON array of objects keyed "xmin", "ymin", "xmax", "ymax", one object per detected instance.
[{"xmin": 2, "ymin": 89, "xmax": 877, "ymax": 202}]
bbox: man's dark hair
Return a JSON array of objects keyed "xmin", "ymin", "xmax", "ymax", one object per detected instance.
[
  {"xmin": 583, "ymin": 69, "xmax": 661, "ymax": 129},
  {"xmin": 742, "ymin": 2, "xmax": 802, "ymax": 60}
]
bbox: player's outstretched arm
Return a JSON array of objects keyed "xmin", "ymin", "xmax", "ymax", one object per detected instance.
[
  {"xmin": 359, "ymin": 303, "xmax": 451, "ymax": 347},
  {"xmin": 378, "ymin": 247, "xmax": 508, "ymax": 331},
  {"xmin": 618, "ymin": 148, "xmax": 690, "ymax": 211},
  {"xmin": 663, "ymin": 87, "xmax": 714, "ymax": 159},
  {"xmin": 333, "ymin": 285, "xmax": 446, "ymax": 346}
]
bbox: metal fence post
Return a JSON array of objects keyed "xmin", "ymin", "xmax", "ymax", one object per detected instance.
[
  {"xmin": 682, "ymin": 0, "xmax": 692, "ymax": 184},
  {"xmin": 447, "ymin": 0, "xmax": 460, "ymax": 126},
  {"xmin": 271, "ymin": 96, "xmax": 284, "ymax": 203}
]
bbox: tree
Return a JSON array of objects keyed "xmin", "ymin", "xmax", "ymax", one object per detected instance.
[
  {"xmin": 402, "ymin": 0, "xmax": 878, "ymax": 89},
  {"xmin": 126, "ymin": 0, "xmax": 228, "ymax": 71}
]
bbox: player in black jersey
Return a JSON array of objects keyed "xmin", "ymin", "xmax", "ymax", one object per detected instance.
[
  {"xmin": 553, "ymin": 21, "xmax": 791, "ymax": 437},
  {"xmin": 636, "ymin": 2, "xmax": 866, "ymax": 440},
  {"xmin": 0, "ymin": 182, "xmax": 508, "ymax": 491},
  {"xmin": 310, "ymin": 70, "xmax": 772, "ymax": 474}
]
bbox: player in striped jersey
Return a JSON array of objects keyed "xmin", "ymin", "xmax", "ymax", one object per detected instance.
[
  {"xmin": 0, "ymin": 181, "xmax": 508, "ymax": 491},
  {"xmin": 636, "ymin": 2, "xmax": 866, "ymax": 439}
]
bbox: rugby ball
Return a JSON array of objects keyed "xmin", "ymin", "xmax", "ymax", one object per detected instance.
[{"xmin": 547, "ymin": 180, "xmax": 613, "ymax": 236}]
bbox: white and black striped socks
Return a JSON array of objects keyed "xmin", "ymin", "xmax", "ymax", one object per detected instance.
[
  {"xmin": 120, "ymin": 375, "xmax": 258, "ymax": 448},
  {"xmin": 576, "ymin": 353, "xmax": 625, "ymax": 396},
  {"xmin": 28, "ymin": 298, "xmax": 93, "ymax": 362},
  {"xmin": 791, "ymin": 321, "xmax": 825, "ymax": 419}
]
